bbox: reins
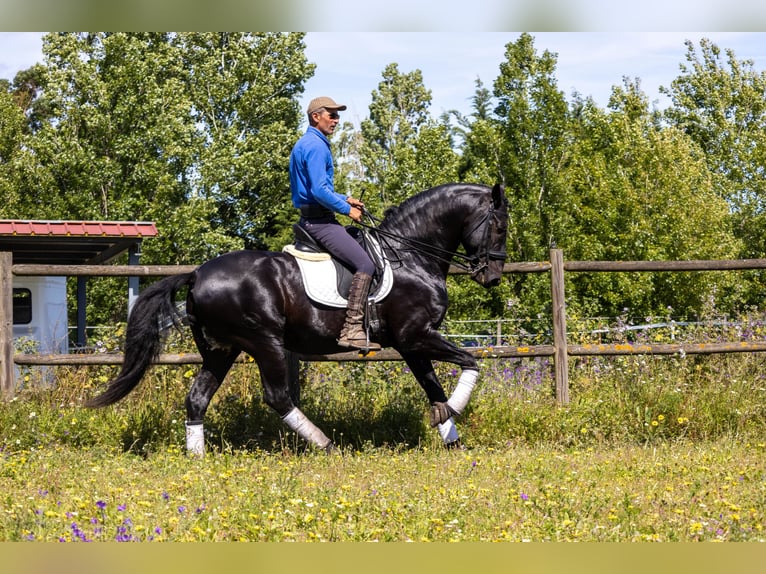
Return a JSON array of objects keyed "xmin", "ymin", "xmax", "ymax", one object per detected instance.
[{"xmin": 356, "ymin": 203, "xmax": 504, "ymax": 276}]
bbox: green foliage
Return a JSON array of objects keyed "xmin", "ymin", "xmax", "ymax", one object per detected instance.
[
  {"xmin": 1, "ymin": 32, "xmax": 765, "ymax": 331},
  {"xmin": 354, "ymin": 63, "xmax": 459, "ymax": 211},
  {"xmin": 662, "ymin": 38, "xmax": 766, "ymax": 284},
  {"xmin": 0, "ymin": 85, "xmax": 29, "ymax": 215},
  {"xmin": 2, "ymin": 319, "xmax": 766, "ymax": 541}
]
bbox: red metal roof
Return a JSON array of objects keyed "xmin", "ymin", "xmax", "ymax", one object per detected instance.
[
  {"xmin": 0, "ymin": 220, "xmax": 158, "ymax": 265},
  {"xmin": 0, "ymin": 220, "xmax": 158, "ymax": 238}
]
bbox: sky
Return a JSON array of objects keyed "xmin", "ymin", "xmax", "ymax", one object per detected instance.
[{"xmin": 1, "ymin": 32, "xmax": 765, "ymax": 127}]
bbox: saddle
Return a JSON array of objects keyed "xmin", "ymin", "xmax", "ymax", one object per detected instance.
[{"xmin": 283, "ymin": 224, "xmax": 393, "ymax": 308}]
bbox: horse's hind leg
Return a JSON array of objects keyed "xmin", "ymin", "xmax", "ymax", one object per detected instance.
[
  {"xmin": 184, "ymin": 347, "xmax": 239, "ymax": 456},
  {"xmin": 248, "ymin": 342, "xmax": 333, "ymax": 452}
]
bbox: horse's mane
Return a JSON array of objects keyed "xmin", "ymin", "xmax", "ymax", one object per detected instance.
[{"xmin": 380, "ymin": 183, "xmax": 486, "ymax": 235}]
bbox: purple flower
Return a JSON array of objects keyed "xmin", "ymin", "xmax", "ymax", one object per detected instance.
[
  {"xmin": 70, "ymin": 522, "xmax": 91, "ymax": 542},
  {"xmin": 520, "ymin": 492, "xmax": 529, "ymax": 501},
  {"xmin": 178, "ymin": 505, "xmax": 187, "ymax": 514},
  {"xmin": 117, "ymin": 504, "xmax": 126, "ymax": 512},
  {"xmin": 96, "ymin": 500, "xmax": 106, "ymax": 510},
  {"xmin": 162, "ymin": 491, "xmax": 170, "ymax": 501}
]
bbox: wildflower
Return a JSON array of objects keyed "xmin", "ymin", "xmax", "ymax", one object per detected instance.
[
  {"xmin": 520, "ymin": 492, "xmax": 529, "ymax": 502},
  {"xmin": 96, "ymin": 500, "xmax": 106, "ymax": 510}
]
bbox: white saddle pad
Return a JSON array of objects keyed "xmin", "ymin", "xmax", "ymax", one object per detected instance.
[{"xmin": 282, "ymin": 235, "xmax": 393, "ymax": 308}]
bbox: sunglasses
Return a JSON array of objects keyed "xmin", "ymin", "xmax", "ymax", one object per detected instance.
[{"xmin": 326, "ymin": 111, "xmax": 340, "ymax": 119}]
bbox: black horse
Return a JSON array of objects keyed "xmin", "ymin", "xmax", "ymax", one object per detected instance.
[{"xmin": 87, "ymin": 183, "xmax": 508, "ymax": 454}]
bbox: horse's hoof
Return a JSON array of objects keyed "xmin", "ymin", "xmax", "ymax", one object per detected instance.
[
  {"xmin": 430, "ymin": 402, "xmax": 455, "ymax": 427},
  {"xmin": 444, "ymin": 439, "xmax": 467, "ymax": 451}
]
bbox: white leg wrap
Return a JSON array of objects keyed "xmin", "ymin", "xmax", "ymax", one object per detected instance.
[
  {"xmin": 446, "ymin": 369, "xmax": 479, "ymax": 415},
  {"xmin": 282, "ymin": 407, "xmax": 332, "ymax": 449},
  {"xmin": 437, "ymin": 417, "xmax": 459, "ymax": 444},
  {"xmin": 185, "ymin": 422, "xmax": 205, "ymax": 456}
]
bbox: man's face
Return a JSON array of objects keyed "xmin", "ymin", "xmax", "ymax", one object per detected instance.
[{"xmin": 312, "ymin": 108, "xmax": 340, "ymax": 137}]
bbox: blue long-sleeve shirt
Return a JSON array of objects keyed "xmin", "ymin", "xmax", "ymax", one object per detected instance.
[{"xmin": 289, "ymin": 126, "xmax": 350, "ymax": 215}]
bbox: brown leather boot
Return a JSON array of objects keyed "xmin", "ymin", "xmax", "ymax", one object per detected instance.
[{"xmin": 337, "ymin": 272, "xmax": 381, "ymax": 351}]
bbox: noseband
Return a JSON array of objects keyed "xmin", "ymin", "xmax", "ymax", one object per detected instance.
[{"xmin": 463, "ymin": 204, "xmax": 508, "ymax": 277}]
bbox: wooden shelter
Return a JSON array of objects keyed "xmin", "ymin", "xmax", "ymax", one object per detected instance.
[{"xmin": 0, "ymin": 220, "xmax": 158, "ymax": 351}]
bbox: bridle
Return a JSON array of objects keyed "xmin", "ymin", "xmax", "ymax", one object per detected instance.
[
  {"xmin": 463, "ymin": 204, "xmax": 508, "ymax": 277},
  {"xmin": 358, "ymin": 200, "xmax": 507, "ymax": 278}
]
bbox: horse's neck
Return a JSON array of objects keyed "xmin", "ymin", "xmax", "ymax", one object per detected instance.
[{"xmin": 382, "ymin": 210, "xmax": 462, "ymax": 271}]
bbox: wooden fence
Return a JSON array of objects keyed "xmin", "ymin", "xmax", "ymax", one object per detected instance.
[{"xmin": 3, "ymin": 249, "xmax": 766, "ymax": 405}]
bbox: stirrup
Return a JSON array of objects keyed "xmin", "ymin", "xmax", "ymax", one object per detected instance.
[{"xmin": 338, "ymin": 334, "xmax": 381, "ymax": 352}]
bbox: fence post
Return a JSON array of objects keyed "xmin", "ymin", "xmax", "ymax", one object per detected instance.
[
  {"xmin": 0, "ymin": 251, "xmax": 14, "ymax": 399},
  {"xmin": 550, "ymin": 248, "xmax": 569, "ymax": 405}
]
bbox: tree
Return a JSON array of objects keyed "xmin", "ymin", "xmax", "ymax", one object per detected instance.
[
  {"xmin": 177, "ymin": 32, "xmax": 314, "ymax": 250},
  {"xmin": 5, "ymin": 32, "xmax": 314, "ymax": 323},
  {"xmin": 0, "ymin": 85, "xmax": 26, "ymax": 214},
  {"xmin": 561, "ymin": 78, "xmax": 741, "ymax": 317},
  {"xmin": 8, "ymin": 33, "xmax": 313, "ymax": 257},
  {"xmin": 662, "ymin": 38, "xmax": 766, "ymax": 261},
  {"xmin": 492, "ymin": 33, "xmax": 571, "ymax": 263},
  {"xmin": 357, "ymin": 63, "xmax": 459, "ymax": 212}
]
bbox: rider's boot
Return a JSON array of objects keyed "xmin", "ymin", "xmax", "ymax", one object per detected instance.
[{"xmin": 337, "ymin": 272, "xmax": 381, "ymax": 351}]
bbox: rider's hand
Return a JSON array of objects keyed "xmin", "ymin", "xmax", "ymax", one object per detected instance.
[
  {"xmin": 348, "ymin": 205, "xmax": 363, "ymax": 222},
  {"xmin": 347, "ymin": 197, "xmax": 365, "ymax": 222}
]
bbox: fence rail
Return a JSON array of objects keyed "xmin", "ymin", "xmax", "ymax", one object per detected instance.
[{"xmin": 4, "ymin": 250, "xmax": 766, "ymax": 403}]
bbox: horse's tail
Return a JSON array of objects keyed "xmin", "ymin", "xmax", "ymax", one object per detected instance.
[{"xmin": 85, "ymin": 272, "xmax": 194, "ymax": 408}]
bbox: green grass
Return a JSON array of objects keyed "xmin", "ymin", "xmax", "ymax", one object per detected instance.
[
  {"xmin": 2, "ymin": 331, "xmax": 766, "ymax": 541},
  {"xmin": 1, "ymin": 440, "xmax": 764, "ymax": 542}
]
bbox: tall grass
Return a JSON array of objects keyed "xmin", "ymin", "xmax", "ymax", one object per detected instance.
[
  {"xmin": 4, "ymin": 312, "xmax": 766, "ymax": 453},
  {"xmin": 1, "ymin": 314, "xmax": 766, "ymax": 540}
]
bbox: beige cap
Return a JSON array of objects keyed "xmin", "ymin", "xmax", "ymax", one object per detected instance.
[{"xmin": 307, "ymin": 96, "xmax": 347, "ymax": 115}]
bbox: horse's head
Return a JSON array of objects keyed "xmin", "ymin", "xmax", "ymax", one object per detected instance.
[{"xmin": 463, "ymin": 183, "xmax": 508, "ymax": 288}]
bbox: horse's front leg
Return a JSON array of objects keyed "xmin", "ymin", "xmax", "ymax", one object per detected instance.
[{"xmin": 403, "ymin": 354, "xmax": 478, "ymax": 449}]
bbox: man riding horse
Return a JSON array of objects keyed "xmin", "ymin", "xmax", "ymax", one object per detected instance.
[{"xmin": 289, "ymin": 96, "xmax": 381, "ymax": 352}]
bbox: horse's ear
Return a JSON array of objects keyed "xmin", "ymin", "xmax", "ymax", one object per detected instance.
[{"xmin": 491, "ymin": 183, "xmax": 506, "ymax": 209}]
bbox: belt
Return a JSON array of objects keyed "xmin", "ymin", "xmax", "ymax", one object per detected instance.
[{"xmin": 299, "ymin": 204, "xmax": 334, "ymax": 219}]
